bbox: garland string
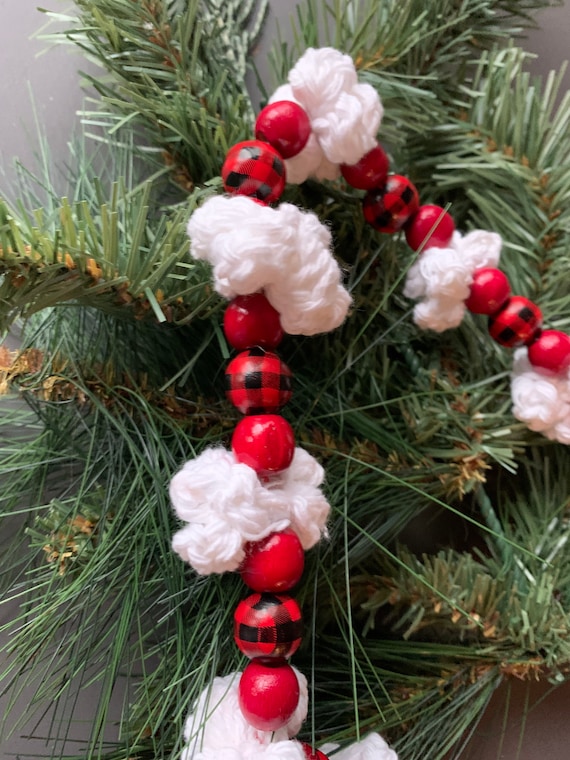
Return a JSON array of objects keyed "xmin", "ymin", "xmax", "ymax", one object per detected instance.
[{"xmin": 169, "ymin": 46, "xmax": 570, "ymax": 760}]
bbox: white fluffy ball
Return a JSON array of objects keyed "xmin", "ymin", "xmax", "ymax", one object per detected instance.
[
  {"xmin": 322, "ymin": 733, "xmax": 399, "ymax": 760},
  {"xmin": 181, "ymin": 671, "xmax": 308, "ymax": 760},
  {"xmin": 288, "ymin": 48, "xmax": 382, "ymax": 166},
  {"xmin": 511, "ymin": 348, "xmax": 570, "ymax": 443},
  {"xmin": 170, "ymin": 446, "xmax": 330, "ymax": 575},
  {"xmin": 403, "ymin": 229, "xmax": 503, "ymax": 332},
  {"xmin": 187, "ymin": 195, "xmax": 351, "ymax": 335},
  {"xmin": 268, "ymin": 49, "xmax": 383, "ymax": 183},
  {"xmin": 268, "ymin": 85, "xmax": 330, "ymax": 184}
]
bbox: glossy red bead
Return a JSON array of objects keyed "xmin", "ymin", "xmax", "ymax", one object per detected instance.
[
  {"xmin": 233, "ymin": 592, "xmax": 303, "ymax": 659},
  {"xmin": 404, "ymin": 204, "xmax": 455, "ymax": 251},
  {"xmin": 527, "ymin": 330, "xmax": 570, "ymax": 375},
  {"xmin": 340, "ymin": 144, "xmax": 389, "ymax": 190},
  {"xmin": 240, "ymin": 529, "xmax": 305, "ymax": 592},
  {"xmin": 238, "ymin": 657, "xmax": 300, "ymax": 731},
  {"xmin": 222, "ymin": 140, "xmax": 286, "ymax": 204},
  {"xmin": 488, "ymin": 296, "xmax": 542, "ymax": 347},
  {"xmin": 255, "ymin": 101, "xmax": 311, "ymax": 159},
  {"xmin": 223, "ymin": 293, "xmax": 284, "ymax": 350},
  {"xmin": 225, "ymin": 348, "xmax": 293, "ymax": 415},
  {"xmin": 362, "ymin": 175, "xmax": 420, "ymax": 233},
  {"xmin": 465, "ymin": 267, "xmax": 511, "ymax": 315},
  {"xmin": 232, "ymin": 414, "xmax": 295, "ymax": 475},
  {"xmin": 300, "ymin": 743, "xmax": 330, "ymax": 760}
]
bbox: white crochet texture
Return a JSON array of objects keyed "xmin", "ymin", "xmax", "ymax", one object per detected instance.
[
  {"xmin": 268, "ymin": 47, "xmax": 383, "ymax": 184},
  {"xmin": 403, "ymin": 229, "xmax": 503, "ymax": 332},
  {"xmin": 170, "ymin": 446, "xmax": 330, "ymax": 575},
  {"xmin": 181, "ymin": 671, "xmax": 308, "ymax": 760},
  {"xmin": 187, "ymin": 195, "xmax": 351, "ymax": 336},
  {"xmin": 321, "ymin": 733, "xmax": 399, "ymax": 760},
  {"xmin": 511, "ymin": 348, "xmax": 570, "ymax": 444},
  {"xmin": 269, "ymin": 85, "xmax": 340, "ymax": 184},
  {"xmin": 180, "ymin": 674, "xmax": 398, "ymax": 760}
]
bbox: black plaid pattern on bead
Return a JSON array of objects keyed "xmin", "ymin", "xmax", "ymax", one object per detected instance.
[
  {"xmin": 488, "ymin": 297, "xmax": 542, "ymax": 347},
  {"xmin": 222, "ymin": 141, "xmax": 286, "ymax": 203},
  {"xmin": 225, "ymin": 347, "xmax": 292, "ymax": 414},
  {"xmin": 233, "ymin": 592, "xmax": 303, "ymax": 658},
  {"xmin": 362, "ymin": 175, "xmax": 419, "ymax": 233}
]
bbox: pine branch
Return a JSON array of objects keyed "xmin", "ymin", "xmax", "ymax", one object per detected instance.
[
  {"xmin": 0, "ymin": 164, "xmax": 220, "ymax": 331},
  {"xmin": 39, "ymin": 0, "xmax": 268, "ymax": 188}
]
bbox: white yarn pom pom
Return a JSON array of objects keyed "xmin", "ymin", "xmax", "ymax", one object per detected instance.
[
  {"xmin": 170, "ymin": 447, "xmax": 330, "ymax": 575},
  {"xmin": 187, "ymin": 195, "xmax": 351, "ymax": 336},
  {"xmin": 459, "ymin": 229, "xmax": 502, "ymax": 270},
  {"xmin": 181, "ymin": 671, "xmax": 307, "ymax": 760},
  {"xmin": 288, "ymin": 48, "xmax": 382, "ymax": 166},
  {"xmin": 413, "ymin": 296, "xmax": 467, "ymax": 332},
  {"xmin": 258, "ymin": 448, "xmax": 330, "ymax": 549},
  {"xmin": 324, "ymin": 733, "xmax": 398, "ymax": 760},
  {"xmin": 403, "ymin": 229, "xmax": 503, "ymax": 332},
  {"xmin": 187, "ymin": 196, "xmax": 285, "ymax": 298},
  {"xmin": 262, "ymin": 204, "xmax": 350, "ymax": 334},
  {"xmin": 511, "ymin": 348, "xmax": 570, "ymax": 443},
  {"xmin": 413, "ymin": 244, "xmax": 473, "ymax": 300},
  {"xmin": 289, "ymin": 48, "xmax": 358, "ymax": 105},
  {"xmin": 189, "ymin": 739, "xmax": 305, "ymax": 760},
  {"xmin": 268, "ymin": 86, "xmax": 326, "ymax": 183},
  {"xmin": 313, "ymin": 152, "xmax": 342, "ymax": 181},
  {"xmin": 285, "ymin": 133, "xmax": 327, "ymax": 184}
]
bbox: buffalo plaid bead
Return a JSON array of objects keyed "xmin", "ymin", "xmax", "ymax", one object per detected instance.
[
  {"xmin": 488, "ymin": 296, "xmax": 542, "ymax": 347},
  {"xmin": 362, "ymin": 174, "xmax": 420, "ymax": 233},
  {"xmin": 222, "ymin": 140, "xmax": 286, "ymax": 204},
  {"xmin": 233, "ymin": 592, "xmax": 303, "ymax": 659},
  {"xmin": 225, "ymin": 347, "xmax": 293, "ymax": 414}
]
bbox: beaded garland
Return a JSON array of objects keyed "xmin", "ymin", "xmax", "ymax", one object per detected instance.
[{"xmin": 171, "ymin": 46, "xmax": 569, "ymax": 760}]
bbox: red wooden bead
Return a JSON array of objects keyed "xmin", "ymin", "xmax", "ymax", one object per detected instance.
[
  {"xmin": 340, "ymin": 144, "xmax": 389, "ymax": 190},
  {"xmin": 465, "ymin": 267, "xmax": 511, "ymax": 315},
  {"xmin": 404, "ymin": 204, "xmax": 455, "ymax": 251},
  {"xmin": 225, "ymin": 348, "xmax": 293, "ymax": 415},
  {"xmin": 233, "ymin": 592, "xmax": 303, "ymax": 659},
  {"xmin": 255, "ymin": 101, "xmax": 311, "ymax": 159},
  {"xmin": 238, "ymin": 657, "xmax": 300, "ymax": 731},
  {"xmin": 527, "ymin": 330, "xmax": 570, "ymax": 375},
  {"xmin": 222, "ymin": 140, "xmax": 286, "ymax": 204},
  {"xmin": 300, "ymin": 743, "xmax": 330, "ymax": 760},
  {"xmin": 232, "ymin": 414, "xmax": 295, "ymax": 475},
  {"xmin": 240, "ymin": 529, "xmax": 305, "ymax": 592},
  {"xmin": 488, "ymin": 296, "xmax": 542, "ymax": 347},
  {"xmin": 224, "ymin": 294, "xmax": 284, "ymax": 350},
  {"xmin": 362, "ymin": 175, "xmax": 420, "ymax": 233}
]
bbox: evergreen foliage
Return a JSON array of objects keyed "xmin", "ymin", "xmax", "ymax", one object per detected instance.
[{"xmin": 1, "ymin": 1, "xmax": 569, "ymax": 758}]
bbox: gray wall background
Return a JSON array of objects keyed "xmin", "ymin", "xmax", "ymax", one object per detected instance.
[{"xmin": 0, "ymin": 1, "xmax": 569, "ymax": 758}]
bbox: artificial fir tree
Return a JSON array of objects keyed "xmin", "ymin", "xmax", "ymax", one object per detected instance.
[{"xmin": 1, "ymin": 1, "xmax": 570, "ymax": 758}]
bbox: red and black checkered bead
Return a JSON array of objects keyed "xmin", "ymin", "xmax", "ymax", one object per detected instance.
[
  {"xmin": 225, "ymin": 347, "xmax": 293, "ymax": 414},
  {"xmin": 488, "ymin": 296, "xmax": 542, "ymax": 347},
  {"xmin": 221, "ymin": 140, "xmax": 286, "ymax": 204},
  {"xmin": 233, "ymin": 592, "xmax": 303, "ymax": 659},
  {"xmin": 362, "ymin": 174, "xmax": 420, "ymax": 233}
]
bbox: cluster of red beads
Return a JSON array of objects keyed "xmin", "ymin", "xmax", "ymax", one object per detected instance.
[
  {"xmin": 222, "ymin": 293, "xmax": 307, "ymax": 733},
  {"xmin": 220, "ymin": 106, "xmax": 334, "ymax": 751},
  {"xmin": 341, "ymin": 143, "xmax": 570, "ymax": 374}
]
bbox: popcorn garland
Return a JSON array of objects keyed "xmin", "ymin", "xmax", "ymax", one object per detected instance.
[{"xmin": 170, "ymin": 45, "xmax": 570, "ymax": 760}]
